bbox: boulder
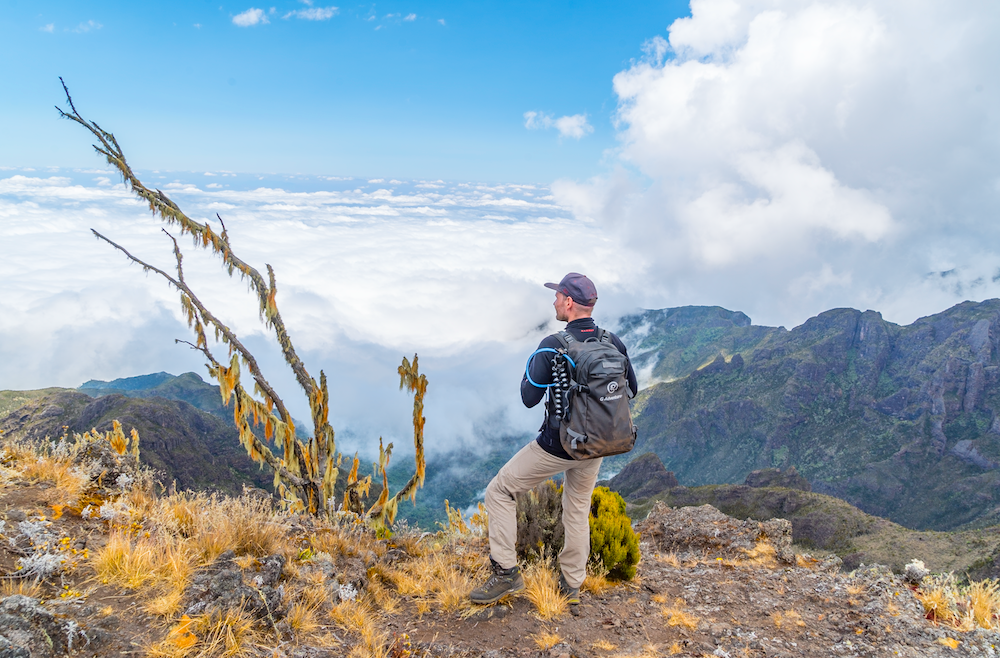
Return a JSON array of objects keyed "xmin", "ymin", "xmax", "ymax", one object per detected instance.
[
  {"xmin": 635, "ymin": 502, "xmax": 794, "ymax": 564},
  {"xmin": 605, "ymin": 453, "xmax": 680, "ymax": 501}
]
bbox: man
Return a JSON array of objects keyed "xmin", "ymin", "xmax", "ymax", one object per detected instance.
[{"xmin": 469, "ymin": 272, "xmax": 638, "ymax": 607}]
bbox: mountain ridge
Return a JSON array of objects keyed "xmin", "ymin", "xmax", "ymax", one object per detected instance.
[{"xmin": 621, "ymin": 298, "xmax": 1000, "ymax": 531}]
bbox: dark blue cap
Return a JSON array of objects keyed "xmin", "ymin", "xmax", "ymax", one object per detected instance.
[{"xmin": 544, "ymin": 273, "xmax": 597, "ymax": 307}]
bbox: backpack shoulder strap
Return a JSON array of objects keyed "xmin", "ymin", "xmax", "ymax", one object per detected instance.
[
  {"xmin": 555, "ymin": 330, "xmax": 574, "ymax": 349},
  {"xmin": 598, "ymin": 328, "xmax": 611, "ymax": 343}
]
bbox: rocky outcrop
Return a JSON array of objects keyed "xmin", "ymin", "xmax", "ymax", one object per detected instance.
[
  {"xmin": 185, "ymin": 551, "xmax": 287, "ymax": 619},
  {"xmin": 0, "ymin": 595, "xmax": 81, "ymax": 657},
  {"xmin": 602, "ymin": 452, "xmax": 679, "ymax": 500},
  {"xmin": 635, "ymin": 502, "xmax": 795, "ymax": 564}
]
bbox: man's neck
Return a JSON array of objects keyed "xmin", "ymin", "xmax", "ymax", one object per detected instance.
[{"xmin": 565, "ymin": 314, "xmax": 594, "ymax": 325}]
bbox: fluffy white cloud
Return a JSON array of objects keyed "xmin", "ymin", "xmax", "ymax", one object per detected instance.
[
  {"xmin": 523, "ymin": 111, "xmax": 594, "ymax": 139},
  {"xmin": 555, "ymin": 0, "xmax": 1000, "ymax": 327},
  {"xmin": 283, "ymin": 6, "xmax": 338, "ymax": 21},
  {"xmin": 233, "ymin": 8, "xmax": 268, "ymax": 26},
  {"xmin": 404, "ymin": 13, "xmax": 416, "ymax": 21},
  {"xmin": 0, "ymin": 171, "xmax": 639, "ymax": 453}
]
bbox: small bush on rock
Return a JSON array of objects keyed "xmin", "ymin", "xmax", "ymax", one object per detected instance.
[
  {"xmin": 516, "ymin": 480, "xmax": 565, "ymax": 562},
  {"xmin": 589, "ymin": 486, "xmax": 639, "ymax": 581}
]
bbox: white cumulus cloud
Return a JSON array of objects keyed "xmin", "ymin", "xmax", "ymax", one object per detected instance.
[
  {"xmin": 523, "ymin": 111, "xmax": 594, "ymax": 140},
  {"xmin": 233, "ymin": 8, "xmax": 269, "ymax": 26},
  {"xmin": 554, "ymin": 0, "xmax": 1000, "ymax": 327}
]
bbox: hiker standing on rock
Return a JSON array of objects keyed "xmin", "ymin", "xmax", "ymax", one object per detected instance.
[{"xmin": 470, "ymin": 273, "xmax": 638, "ymax": 607}]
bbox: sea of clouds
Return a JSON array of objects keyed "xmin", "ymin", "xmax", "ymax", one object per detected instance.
[
  {"xmin": 0, "ymin": 170, "xmax": 642, "ymax": 454},
  {"xmin": 4, "ymin": 0, "xmax": 1000, "ymax": 457}
]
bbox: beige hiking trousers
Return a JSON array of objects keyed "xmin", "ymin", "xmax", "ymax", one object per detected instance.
[{"xmin": 484, "ymin": 440, "xmax": 603, "ymax": 588}]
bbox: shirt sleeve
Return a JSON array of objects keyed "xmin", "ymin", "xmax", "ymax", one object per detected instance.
[{"xmin": 521, "ymin": 336, "xmax": 559, "ymax": 408}]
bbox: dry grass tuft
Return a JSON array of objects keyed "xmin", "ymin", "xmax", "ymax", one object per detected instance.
[
  {"xmin": 591, "ymin": 639, "xmax": 617, "ymax": 651},
  {"xmin": 194, "ymin": 607, "xmax": 266, "ymax": 658},
  {"xmin": 365, "ymin": 578, "xmax": 401, "ymax": 615},
  {"xmin": 380, "ymin": 545, "xmax": 484, "ymax": 613},
  {"xmin": 741, "ymin": 541, "xmax": 777, "ymax": 568},
  {"xmin": 92, "ymin": 531, "xmax": 194, "ymax": 596},
  {"xmin": 331, "ymin": 600, "xmax": 388, "ymax": 658},
  {"xmin": 0, "ymin": 579, "xmax": 42, "ymax": 599},
  {"xmin": 583, "ymin": 562, "xmax": 615, "ymax": 596},
  {"xmin": 531, "ymin": 631, "xmax": 562, "ymax": 650},
  {"xmin": 916, "ymin": 574, "xmax": 959, "ymax": 624},
  {"xmin": 523, "ymin": 561, "xmax": 567, "ymax": 620},
  {"xmin": 660, "ymin": 597, "xmax": 698, "ymax": 629},
  {"xmin": 656, "ymin": 553, "xmax": 680, "ymax": 568},
  {"xmin": 150, "ymin": 492, "xmax": 287, "ymax": 564},
  {"xmin": 772, "ymin": 609, "xmax": 806, "ymax": 630},
  {"xmin": 667, "ymin": 641, "xmax": 684, "ymax": 655},
  {"xmin": 287, "ymin": 601, "xmax": 321, "ymax": 635},
  {"xmin": 145, "ymin": 588, "xmax": 186, "ymax": 617},
  {"xmin": 146, "ymin": 608, "xmax": 266, "ymax": 658},
  {"xmin": 21, "ymin": 456, "xmax": 88, "ymax": 504},
  {"xmin": 966, "ymin": 579, "xmax": 1000, "ymax": 629}
]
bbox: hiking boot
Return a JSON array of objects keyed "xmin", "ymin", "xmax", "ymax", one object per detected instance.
[
  {"xmin": 558, "ymin": 572, "xmax": 580, "ymax": 605},
  {"xmin": 470, "ymin": 558, "xmax": 525, "ymax": 605}
]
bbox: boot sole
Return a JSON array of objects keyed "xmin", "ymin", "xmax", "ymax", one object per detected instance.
[{"xmin": 470, "ymin": 581, "xmax": 525, "ymax": 605}]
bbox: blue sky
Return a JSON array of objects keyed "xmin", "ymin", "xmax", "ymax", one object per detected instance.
[{"xmin": 2, "ymin": 1, "xmax": 689, "ymax": 182}]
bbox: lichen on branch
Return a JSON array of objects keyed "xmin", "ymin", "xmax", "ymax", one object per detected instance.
[{"xmin": 58, "ymin": 80, "xmax": 426, "ymax": 520}]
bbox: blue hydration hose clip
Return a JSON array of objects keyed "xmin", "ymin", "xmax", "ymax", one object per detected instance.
[{"xmin": 525, "ymin": 348, "xmax": 576, "ymax": 388}]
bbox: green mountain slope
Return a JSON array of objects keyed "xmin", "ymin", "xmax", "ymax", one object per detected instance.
[
  {"xmin": 623, "ymin": 299, "xmax": 1000, "ymax": 531},
  {"xmin": 616, "ymin": 305, "xmax": 782, "ymax": 382},
  {"xmin": 79, "ymin": 372, "xmax": 230, "ymax": 420},
  {"xmin": 0, "ymin": 390, "xmax": 271, "ymax": 495}
]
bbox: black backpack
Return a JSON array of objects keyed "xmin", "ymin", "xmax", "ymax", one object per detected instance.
[{"xmin": 550, "ymin": 329, "xmax": 637, "ymax": 460}]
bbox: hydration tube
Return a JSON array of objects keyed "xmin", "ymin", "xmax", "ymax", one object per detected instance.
[{"xmin": 524, "ymin": 348, "xmax": 577, "ymax": 388}]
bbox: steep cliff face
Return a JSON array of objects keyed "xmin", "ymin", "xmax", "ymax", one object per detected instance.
[{"xmin": 626, "ymin": 299, "xmax": 1000, "ymax": 531}]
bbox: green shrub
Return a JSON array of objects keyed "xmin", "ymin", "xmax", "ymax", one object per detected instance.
[
  {"xmin": 516, "ymin": 480, "xmax": 565, "ymax": 562},
  {"xmin": 589, "ymin": 486, "xmax": 640, "ymax": 580}
]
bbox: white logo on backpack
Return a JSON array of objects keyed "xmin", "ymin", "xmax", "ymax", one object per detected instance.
[{"xmin": 607, "ymin": 381, "xmax": 619, "ymax": 394}]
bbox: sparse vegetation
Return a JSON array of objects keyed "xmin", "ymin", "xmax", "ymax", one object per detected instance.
[
  {"xmin": 2, "ymin": 428, "xmax": 1000, "ymax": 655},
  {"xmin": 522, "ymin": 560, "xmax": 568, "ymax": 620}
]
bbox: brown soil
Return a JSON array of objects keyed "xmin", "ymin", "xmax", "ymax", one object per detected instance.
[
  {"xmin": 0, "ymin": 482, "xmax": 161, "ymax": 656},
  {"xmin": 383, "ymin": 547, "xmax": 990, "ymax": 657}
]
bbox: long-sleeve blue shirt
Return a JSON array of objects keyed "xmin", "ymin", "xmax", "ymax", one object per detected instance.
[{"xmin": 520, "ymin": 317, "xmax": 638, "ymax": 460}]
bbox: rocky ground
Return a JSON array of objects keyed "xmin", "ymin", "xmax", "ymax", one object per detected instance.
[{"xmin": 2, "ymin": 471, "xmax": 998, "ymax": 658}]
